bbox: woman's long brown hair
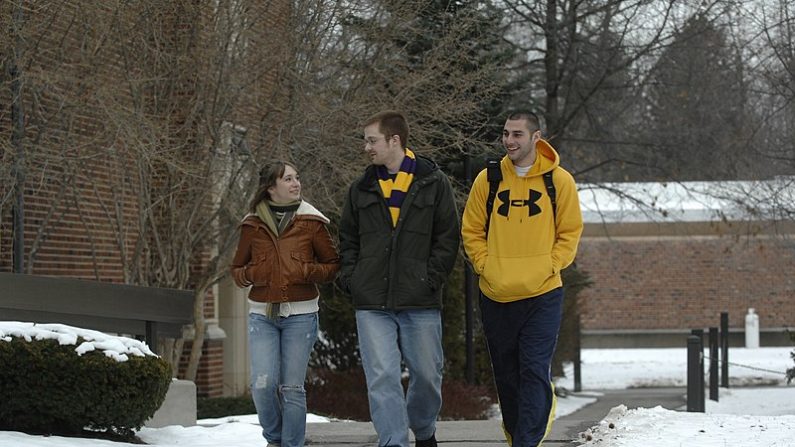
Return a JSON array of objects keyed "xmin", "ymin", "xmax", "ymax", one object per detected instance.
[{"xmin": 248, "ymin": 161, "xmax": 298, "ymax": 212}]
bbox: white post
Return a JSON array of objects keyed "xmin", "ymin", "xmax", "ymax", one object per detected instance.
[{"xmin": 744, "ymin": 308, "xmax": 759, "ymax": 348}]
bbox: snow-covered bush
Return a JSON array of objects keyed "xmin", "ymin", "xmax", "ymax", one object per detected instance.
[{"xmin": 0, "ymin": 323, "xmax": 171, "ymax": 439}]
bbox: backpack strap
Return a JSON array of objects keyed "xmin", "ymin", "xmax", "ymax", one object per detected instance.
[
  {"xmin": 484, "ymin": 159, "xmax": 502, "ymax": 235},
  {"xmin": 484, "ymin": 163, "xmax": 557, "ymax": 236},
  {"xmin": 543, "ymin": 170, "xmax": 557, "ymax": 222}
]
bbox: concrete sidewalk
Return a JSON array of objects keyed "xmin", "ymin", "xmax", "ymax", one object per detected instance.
[{"xmin": 304, "ymin": 387, "xmax": 687, "ymax": 446}]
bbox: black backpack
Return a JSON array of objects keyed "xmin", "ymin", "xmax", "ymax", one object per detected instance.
[{"xmin": 484, "ymin": 158, "xmax": 557, "ymax": 235}]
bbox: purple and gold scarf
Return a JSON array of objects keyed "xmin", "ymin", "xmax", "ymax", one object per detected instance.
[{"xmin": 377, "ymin": 148, "xmax": 417, "ymax": 227}]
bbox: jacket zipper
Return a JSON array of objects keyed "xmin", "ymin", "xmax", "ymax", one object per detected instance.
[{"xmin": 384, "ymin": 177, "xmax": 426, "ymax": 310}]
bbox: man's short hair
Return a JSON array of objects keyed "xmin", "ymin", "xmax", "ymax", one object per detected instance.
[
  {"xmin": 506, "ymin": 110, "xmax": 541, "ymax": 134},
  {"xmin": 364, "ymin": 110, "xmax": 409, "ymax": 148}
]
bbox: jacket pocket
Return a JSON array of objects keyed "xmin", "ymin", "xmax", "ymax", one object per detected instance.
[
  {"xmin": 482, "ymin": 253, "xmax": 554, "ymax": 298},
  {"xmin": 400, "ymin": 193, "xmax": 436, "ymax": 260},
  {"xmin": 291, "ymin": 251, "xmax": 312, "ymax": 282},
  {"xmin": 247, "ymin": 258, "xmax": 271, "ymax": 286},
  {"xmin": 355, "ymin": 193, "xmax": 385, "ymax": 235},
  {"xmin": 350, "ymin": 257, "xmax": 387, "ymax": 301},
  {"xmin": 394, "ymin": 258, "xmax": 435, "ymax": 306},
  {"xmin": 403, "ymin": 189, "xmax": 436, "ymax": 234}
]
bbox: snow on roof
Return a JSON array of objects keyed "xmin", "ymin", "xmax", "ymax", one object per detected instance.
[
  {"xmin": 0, "ymin": 321, "xmax": 157, "ymax": 362},
  {"xmin": 578, "ymin": 176, "xmax": 795, "ymax": 224}
]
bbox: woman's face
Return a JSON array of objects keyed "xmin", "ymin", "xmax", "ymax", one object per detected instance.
[{"xmin": 267, "ymin": 165, "xmax": 301, "ymax": 204}]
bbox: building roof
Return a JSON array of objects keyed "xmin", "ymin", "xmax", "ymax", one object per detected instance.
[{"xmin": 578, "ymin": 176, "xmax": 795, "ymax": 224}]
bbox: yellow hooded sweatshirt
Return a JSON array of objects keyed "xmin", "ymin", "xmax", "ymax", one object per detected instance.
[{"xmin": 462, "ymin": 139, "xmax": 583, "ymax": 302}]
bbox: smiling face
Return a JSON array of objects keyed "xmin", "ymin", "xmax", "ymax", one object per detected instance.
[
  {"xmin": 503, "ymin": 118, "xmax": 541, "ymax": 167},
  {"xmin": 267, "ymin": 164, "xmax": 301, "ymax": 204}
]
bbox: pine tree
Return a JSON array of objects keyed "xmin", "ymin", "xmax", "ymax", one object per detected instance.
[{"xmin": 643, "ymin": 13, "xmax": 748, "ymax": 180}]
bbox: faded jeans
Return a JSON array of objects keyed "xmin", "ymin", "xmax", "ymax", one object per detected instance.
[
  {"xmin": 249, "ymin": 312, "xmax": 318, "ymax": 447},
  {"xmin": 356, "ymin": 309, "xmax": 443, "ymax": 447}
]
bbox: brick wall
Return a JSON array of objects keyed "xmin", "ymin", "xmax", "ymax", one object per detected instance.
[
  {"xmin": 578, "ymin": 232, "xmax": 795, "ymax": 333},
  {"xmin": 181, "ymin": 338, "xmax": 225, "ymax": 398},
  {"xmin": 1, "ymin": 2, "xmax": 138, "ymax": 280},
  {"xmin": 1, "ymin": 1, "xmax": 291, "ymax": 396}
]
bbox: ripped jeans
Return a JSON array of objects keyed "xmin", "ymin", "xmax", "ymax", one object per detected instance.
[{"xmin": 249, "ymin": 312, "xmax": 318, "ymax": 447}]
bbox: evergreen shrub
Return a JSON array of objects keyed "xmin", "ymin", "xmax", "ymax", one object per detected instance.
[
  {"xmin": 0, "ymin": 336, "xmax": 171, "ymax": 439},
  {"xmin": 197, "ymin": 396, "xmax": 256, "ymax": 419}
]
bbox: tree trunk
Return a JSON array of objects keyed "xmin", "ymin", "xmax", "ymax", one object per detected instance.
[
  {"xmin": 544, "ymin": 0, "xmax": 559, "ymax": 141},
  {"xmin": 9, "ymin": 1, "xmax": 26, "ymax": 273},
  {"xmin": 184, "ymin": 283, "xmax": 208, "ymax": 381}
]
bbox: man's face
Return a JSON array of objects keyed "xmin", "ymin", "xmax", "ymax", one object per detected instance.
[
  {"xmin": 502, "ymin": 118, "xmax": 540, "ymax": 167},
  {"xmin": 363, "ymin": 122, "xmax": 399, "ymax": 166}
]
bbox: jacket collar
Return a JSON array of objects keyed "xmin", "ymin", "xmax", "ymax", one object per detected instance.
[
  {"xmin": 358, "ymin": 153, "xmax": 439, "ymax": 191},
  {"xmin": 241, "ymin": 200, "xmax": 329, "ymax": 228}
]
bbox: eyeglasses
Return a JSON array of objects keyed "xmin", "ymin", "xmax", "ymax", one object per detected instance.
[{"xmin": 363, "ymin": 135, "xmax": 395, "ymax": 146}]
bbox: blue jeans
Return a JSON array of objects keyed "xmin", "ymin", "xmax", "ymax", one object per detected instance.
[
  {"xmin": 356, "ymin": 309, "xmax": 443, "ymax": 447},
  {"xmin": 480, "ymin": 288, "xmax": 564, "ymax": 447},
  {"xmin": 249, "ymin": 312, "xmax": 318, "ymax": 447}
]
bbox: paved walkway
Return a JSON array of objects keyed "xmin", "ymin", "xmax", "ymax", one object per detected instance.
[{"xmin": 304, "ymin": 387, "xmax": 687, "ymax": 446}]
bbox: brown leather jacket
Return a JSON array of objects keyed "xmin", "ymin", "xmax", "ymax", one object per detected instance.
[{"xmin": 230, "ymin": 201, "xmax": 340, "ymax": 303}]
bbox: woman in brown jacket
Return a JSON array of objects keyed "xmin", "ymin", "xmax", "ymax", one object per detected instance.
[{"xmin": 231, "ymin": 161, "xmax": 339, "ymax": 447}]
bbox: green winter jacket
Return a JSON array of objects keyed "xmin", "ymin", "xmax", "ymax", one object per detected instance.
[{"xmin": 338, "ymin": 154, "xmax": 460, "ymax": 310}]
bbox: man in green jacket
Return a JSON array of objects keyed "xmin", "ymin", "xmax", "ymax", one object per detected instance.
[{"xmin": 338, "ymin": 110, "xmax": 460, "ymax": 447}]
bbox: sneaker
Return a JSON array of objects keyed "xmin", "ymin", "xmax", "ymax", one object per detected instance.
[{"xmin": 416, "ymin": 434, "xmax": 437, "ymax": 447}]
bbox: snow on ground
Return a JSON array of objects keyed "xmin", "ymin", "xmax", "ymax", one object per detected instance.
[
  {"xmin": 1, "ymin": 322, "xmax": 793, "ymax": 447},
  {"xmin": 555, "ymin": 347, "xmax": 792, "ymax": 390},
  {"xmin": 579, "ymin": 404, "xmax": 795, "ymax": 447},
  {"xmin": 559, "ymin": 347, "xmax": 795, "ymax": 446}
]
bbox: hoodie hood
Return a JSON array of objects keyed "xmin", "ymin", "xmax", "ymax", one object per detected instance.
[{"xmin": 501, "ymin": 138, "xmax": 560, "ymax": 179}]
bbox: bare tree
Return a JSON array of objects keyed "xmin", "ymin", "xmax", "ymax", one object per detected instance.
[
  {"xmin": 95, "ymin": 1, "xmax": 294, "ymax": 379},
  {"xmin": 743, "ymin": 0, "xmax": 795, "ymax": 172},
  {"xmin": 0, "ymin": 0, "xmax": 289, "ymax": 379},
  {"xmin": 267, "ymin": 0, "xmax": 514, "ymax": 373}
]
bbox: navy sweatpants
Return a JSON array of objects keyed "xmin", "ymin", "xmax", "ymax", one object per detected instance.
[{"xmin": 479, "ymin": 287, "xmax": 564, "ymax": 447}]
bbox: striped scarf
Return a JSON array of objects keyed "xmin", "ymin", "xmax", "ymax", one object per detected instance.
[{"xmin": 377, "ymin": 148, "xmax": 417, "ymax": 227}]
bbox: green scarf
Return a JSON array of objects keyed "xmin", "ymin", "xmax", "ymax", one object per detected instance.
[{"xmin": 255, "ymin": 200, "xmax": 300, "ymax": 236}]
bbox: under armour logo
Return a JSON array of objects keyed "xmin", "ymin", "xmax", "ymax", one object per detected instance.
[{"xmin": 497, "ymin": 189, "xmax": 542, "ymax": 217}]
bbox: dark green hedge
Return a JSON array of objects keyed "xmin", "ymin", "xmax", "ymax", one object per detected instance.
[
  {"xmin": 0, "ymin": 336, "xmax": 172, "ymax": 439},
  {"xmin": 197, "ymin": 396, "xmax": 256, "ymax": 419}
]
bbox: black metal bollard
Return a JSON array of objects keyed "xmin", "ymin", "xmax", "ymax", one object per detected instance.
[
  {"xmin": 691, "ymin": 328, "xmax": 705, "ymax": 406},
  {"xmin": 574, "ymin": 313, "xmax": 582, "ymax": 392},
  {"xmin": 464, "ymin": 263, "xmax": 476, "ymax": 384},
  {"xmin": 720, "ymin": 312, "xmax": 729, "ymax": 388},
  {"xmin": 687, "ymin": 335, "xmax": 705, "ymax": 412},
  {"xmin": 709, "ymin": 327, "xmax": 719, "ymax": 401}
]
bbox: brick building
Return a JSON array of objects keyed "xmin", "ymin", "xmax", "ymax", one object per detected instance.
[
  {"xmin": 1, "ymin": 1, "xmax": 290, "ymax": 397},
  {"xmin": 576, "ymin": 178, "xmax": 795, "ymax": 348}
]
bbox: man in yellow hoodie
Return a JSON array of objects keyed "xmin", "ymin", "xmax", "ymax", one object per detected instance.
[{"xmin": 462, "ymin": 111, "xmax": 583, "ymax": 447}]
